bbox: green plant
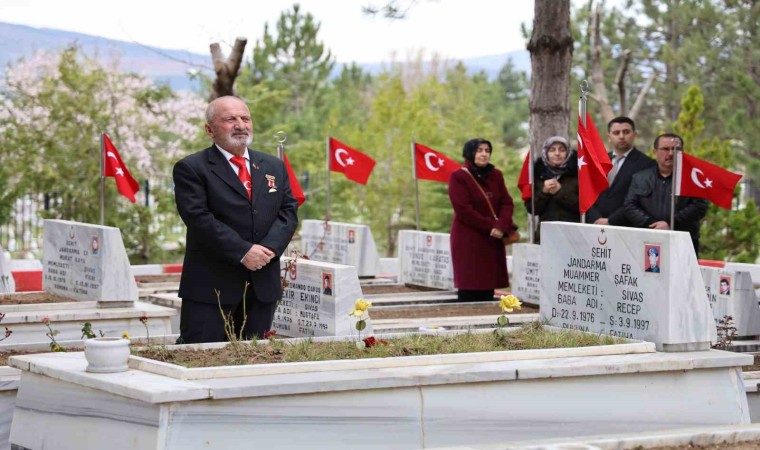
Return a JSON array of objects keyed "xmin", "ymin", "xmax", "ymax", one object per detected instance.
[
  {"xmin": 41, "ymin": 316, "xmax": 65, "ymax": 352},
  {"xmin": 348, "ymin": 298, "xmax": 372, "ymax": 347},
  {"xmin": 495, "ymin": 295, "xmax": 522, "ymax": 336}
]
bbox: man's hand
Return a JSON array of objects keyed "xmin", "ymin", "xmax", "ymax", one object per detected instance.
[
  {"xmin": 648, "ymin": 221, "xmax": 670, "ymax": 230},
  {"xmin": 594, "ymin": 218, "xmax": 609, "ymax": 225},
  {"xmin": 242, "ymin": 244, "xmax": 275, "ymax": 271}
]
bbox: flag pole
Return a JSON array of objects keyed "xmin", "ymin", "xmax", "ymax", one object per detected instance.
[
  {"xmin": 528, "ymin": 149, "xmax": 535, "ymax": 244},
  {"xmin": 100, "ymin": 132, "xmax": 105, "ymax": 225},
  {"xmin": 670, "ymin": 138, "xmax": 682, "ymax": 229},
  {"xmin": 579, "ymin": 80, "xmax": 589, "ymax": 224},
  {"xmin": 325, "ymin": 134, "xmax": 331, "ymax": 219},
  {"xmin": 411, "ymin": 136, "xmax": 420, "ymax": 230},
  {"xmin": 275, "ymin": 131, "xmax": 286, "ymax": 160}
]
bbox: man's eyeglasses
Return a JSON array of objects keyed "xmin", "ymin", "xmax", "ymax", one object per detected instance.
[{"xmin": 656, "ymin": 146, "xmax": 681, "ymax": 153}]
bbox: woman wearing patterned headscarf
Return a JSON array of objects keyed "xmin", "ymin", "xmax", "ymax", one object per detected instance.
[
  {"xmin": 524, "ymin": 136, "xmax": 579, "ymax": 243},
  {"xmin": 448, "ymin": 138, "xmax": 517, "ymax": 302}
]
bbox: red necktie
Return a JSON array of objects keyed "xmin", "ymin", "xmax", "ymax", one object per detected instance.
[{"xmin": 230, "ymin": 156, "xmax": 252, "ymax": 201}]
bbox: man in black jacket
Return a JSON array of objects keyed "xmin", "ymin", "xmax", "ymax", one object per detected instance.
[
  {"xmin": 624, "ymin": 133, "xmax": 708, "ymax": 255},
  {"xmin": 586, "ymin": 116, "xmax": 656, "ymax": 226}
]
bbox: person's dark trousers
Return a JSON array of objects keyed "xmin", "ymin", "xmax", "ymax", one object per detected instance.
[
  {"xmin": 457, "ymin": 289, "xmax": 495, "ymax": 302},
  {"xmin": 177, "ymin": 289, "xmax": 279, "ymax": 344}
]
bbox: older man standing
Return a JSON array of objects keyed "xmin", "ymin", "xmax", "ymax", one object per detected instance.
[
  {"xmin": 173, "ymin": 96, "xmax": 298, "ymax": 343},
  {"xmin": 624, "ymin": 133, "xmax": 708, "ymax": 255}
]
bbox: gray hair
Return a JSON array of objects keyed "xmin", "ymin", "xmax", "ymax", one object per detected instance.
[{"xmin": 205, "ymin": 96, "xmax": 245, "ymax": 123}]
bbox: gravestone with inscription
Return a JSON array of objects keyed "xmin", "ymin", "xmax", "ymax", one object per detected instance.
[
  {"xmin": 0, "ymin": 245, "xmax": 14, "ymax": 294},
  {"xmin": 300, "ymin": 220, "xmax": 379, "ymax": 277},
  {"xmin": 397, "ymin": 230, "xmax": 454, "ymax": 290},
  {"xmin": 540, "ymin": 222, "xmax": 716, "ymax": 351},
  {"xmin": 701, "ymin": 266, "xmax": 760, "ymax": 336},
  {"xmin": 273, "ymin": 257, "xmax": 371, "ymax": 338},
  {"xmin": 511, "ymin": 243, "xmax": 540, "ymax": 306},
  {"xmin": 43, "ymin": 220, "xmax": 138, "ymax": 304}
]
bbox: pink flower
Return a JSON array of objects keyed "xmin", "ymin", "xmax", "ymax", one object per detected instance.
[{"xmin": 41, "ymin": 316, "xmax": 50, "ymax": 325}]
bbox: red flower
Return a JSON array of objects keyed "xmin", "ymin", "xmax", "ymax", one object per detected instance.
[
  {"xmin": 139, "ymin": 315, "xmax": 148, "ymax": 324},
  {"xmin": 362, "ymin": 336, "xmax": 377, "ymax": 347},
  {"xmin": 263, "ymin": 330, "xmax": 277, "ymax": 339},
  {"xmin": 378, "ymin": 339, "xmax": 389, "ymax": 345},
  {"xmin": 41, "ymin": 316, "xmax": 50, "ymax": 325}
]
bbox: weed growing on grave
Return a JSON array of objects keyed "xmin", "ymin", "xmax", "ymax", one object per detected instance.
[
  {"xmin": 348, "ymin": 298, "xmax": 372, "ymax": 348},
  {"xmin": 712, "ymin": 315, "xmax": 738, "ymax": 350},
  {"xmin": 41, "ymin": 316, "xmax": 65, "ymax": 352},
  {"xmin": 80, "ymin": 322, "xmax": 104, "ymax": 339},
  {"xmin": 0, "ymin": 313, "xmax": 11, "ymax": 343},
  {"xmin": 495, "ymin": 295, "xmax": 522, "ymax": 337},
  {"xmin": 215, "ymin": 283, "xmax": 252, "ymax": 359}
]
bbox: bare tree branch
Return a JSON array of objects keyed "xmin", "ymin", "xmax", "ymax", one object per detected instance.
[
  {"xmin": 209, "ymin": 37, "xmax": 248, "ymax": 101},
  {"xmin": 590, "ymin": 0, "xmax": 615, "ymax": 123},
  {"xmin": 628, "ymin": 69, "xmax": 657, "ymax": 121},
  {"xmin": 615, "ymin": 49, "xmax": 631, "ymax": 114}
]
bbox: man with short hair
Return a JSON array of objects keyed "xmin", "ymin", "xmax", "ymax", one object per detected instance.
[
  {"xmin": 624, "ymin": 133, "xmax": 708, "ymax": 255},
  {"xmin": 586, "ymin": 116, "xmax": 656, "ymax": 226},
  {"xmin": 173, "ymin": 96, "xmax": 299, "ymax": 343}
]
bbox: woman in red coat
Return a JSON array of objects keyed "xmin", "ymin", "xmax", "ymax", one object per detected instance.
[{"xmin": 448, "ymin": 138, "xmax": 516, "ymax": 302}]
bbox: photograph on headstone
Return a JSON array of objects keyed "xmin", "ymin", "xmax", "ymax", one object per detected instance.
[
  {"xmin": 300, "ymin": 220, "xmax": 379, "ymax": 277},
  {"xmin": 397, "ymin": 230, "xmax": 454, "ymax": 290}
]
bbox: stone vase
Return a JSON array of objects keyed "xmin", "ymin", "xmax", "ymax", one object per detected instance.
[{"xmin": 84, "ymin": 337, "xmax": 131, "ymax": 373}]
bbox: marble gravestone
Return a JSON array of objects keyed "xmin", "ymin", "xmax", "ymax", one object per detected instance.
[
  {"xmin": 273, "ymin": 257, "xmax": 372, "ymax": 338},
  {"xmin": 0, "ymin": 245, "xmax": 14, "ymax": 294},
  {"xmin": 540, "ymin": 222, "xmax": 717, "ymax": 351},
  {"xmin": 510, "ymin": 243, "xmax": 540, "ymax": 306},
  {"xmin": 397, "ymin": 230, "xmax": 454, "ymax": 290},
  {"xmin": 43, "ymin": 220, "xmax": 138, "ymax": 305},
  {"xmin": 300, "ymin": 220, "xmax": 379, "ymax": 277},
  {"xmin": 701, "ymin": 266, "xmax": 760, "ymax": 336}
]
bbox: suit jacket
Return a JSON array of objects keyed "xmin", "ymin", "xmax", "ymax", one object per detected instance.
[
  {"xmin": 173, "ymin": 145, "xmax": 299, "ymax": 306},
  {"xmin": 586, "ymin": 148, "xmax": 655, "ymax": 225}
]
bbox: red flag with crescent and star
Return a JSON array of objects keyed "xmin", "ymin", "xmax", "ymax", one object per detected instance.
[
  {"xmin": 328, "ymin": 137, "xmax": 376, "ymax": 185},
  {"xmin": 283, "ymin": 153, "xmax": 306, "ymax": 207},
  {"xmin": 675, "ymin": 152, "xmax": 742, "ymax": 209},
  {"xmin": 413, "ymin": 143, "xmax": 461, "ymax": 183},
  {"xmin": 103, "ymin": 133, "xmax": 139, "ymax": 203},
  {"xmin": 577, "ymin": 112, "xmax": 613, "ymax": 214}
]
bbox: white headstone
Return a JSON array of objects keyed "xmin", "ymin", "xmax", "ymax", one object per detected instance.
[
  {"xmin": 0, "ymin": 245, "xmax": 15, "ymax": 294},
  {"xmin": 397, "ymin": 230, "xmax": 454, "ymax": 289},
  {"xmin": 300, "ymin": 220, "xmax": 379, "ymax": 277},
  {"xmin": 725, "ymin": 262, "xmax": 760, "ymax": 289},
  {"xmin": 274, "ymin": 257, "xmax": 372, "ymax": 338},
  {"xmin": 701, "ymin": 266, "xmax": 760, "ymax": 336},
  {"xmin": 43, "ymin": 220, "xmax": 138, "ymax": 303},
  {"xmin": 540, "ymin": 222, "xmax": 716, "ymax": 351},
  {"xmin": 511, "ymin": 243, "xmax": 540, "ymax": 305}
]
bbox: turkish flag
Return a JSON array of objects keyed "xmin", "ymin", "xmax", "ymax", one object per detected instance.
[
  {"xmin": 577, "ymin": 112, "xmax": 612, "ymax": 213},
  {"xmin": 413, "ymin": 143, "xmax": 461, "ymax": 183},
  {"xmin": 103, "ymin": 134, "xmax": 139, "ymax": 203},
  {"xmin": 517, "ymin": 151, "xmax": 532, "ymax": 201},
  {"xmin": 283, "ymin": 153, "xmax": 306, "ymax": 207},
  {"xmin": 676, "ymin": 153, "xmax": 742, "ymax": 209},
  {"xmin": 328, "ymin": 137, "xmax": 376, "ymax": 185}
]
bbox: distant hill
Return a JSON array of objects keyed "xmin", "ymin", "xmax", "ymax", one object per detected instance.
[{"xmin": 0, "ymin": 21, "xmax": 529, "ymax": 91}]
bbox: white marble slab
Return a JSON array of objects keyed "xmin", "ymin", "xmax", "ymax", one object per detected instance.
[
  {"xmin": 43, "ymin": 220, "xmax": 138, "ymax": 303},
  {"xmin": 378, "ymin": 257, "xmax": 400, "ymax": 279},
  {"xmin": 540, "ymin": 223, "xmax": 717, "ymax": 351},
  {"xmin": 726, "ymin": 262, "xmax": 760, "ymax": 289},
  {"xmin": 397, "ymin": 230, "xmax": 454, "ymax": 289},
  {"xmin": 275, "ymin": 257, "xmax": 371, "ymax": 338},
  {"xmin": 300, "ymin": 220, "xmax": 379, "ymax": 277},
  {"xmin": 701, "ymin": 266, "xmax": 760, "ymax": 336},
  {"xmin": 511, "ymin": 243, "xmax": 540, "ymax": 305},
  {"xmin": 0, "ymin": 246, "xmax": 14, "ymax": 294}
]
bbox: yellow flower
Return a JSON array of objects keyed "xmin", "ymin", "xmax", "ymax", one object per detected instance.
[
  {"xmin": 122, "ymin": 332, "xmax": 130, "ymax": 339},
  {"xmin": 348, "ymin": 298, "xmax": 372, "ymax": 318},
  {"xmin": 499, "ymin": 295, "xmax": 522, "ymax": 313}
]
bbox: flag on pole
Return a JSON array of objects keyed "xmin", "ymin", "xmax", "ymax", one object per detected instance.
[
  {"xmin": 577, "ymin": 112, "xmax": 613, "ymax": 213},
  {"xmin": 328, "ymin": 137, "xmax": 376, "ymax": 185},
  {"xmin": 676, "ymin": 152, "xmax": 742, "ymax": 209},
  {"xmin": 413, "ymin": 143, "xmax": 461, "ymax": 182},
  {"xmin": 103, "ymin": 134, "xmax": 139, "ymax": 203},
  {"xmin": 283, "ymin": 153, "xmax": 306, "ymax": 207},
  {"xmin": 517, "ymin": 152, "xmax": 532, "ymax": 201}
]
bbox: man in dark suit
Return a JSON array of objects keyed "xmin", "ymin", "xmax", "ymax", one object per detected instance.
[
  {"xmin": 173, "ymin": 96, "xmax": 298, "ymax": 343},
  {"xmin": 586, "ymin": 116, "xmax": 655, "ymax": 226}
]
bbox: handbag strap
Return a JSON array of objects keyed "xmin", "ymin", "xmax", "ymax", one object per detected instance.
[{"xmin": 461, "ymin": 168, "xmax": 498, "ymax": 220}]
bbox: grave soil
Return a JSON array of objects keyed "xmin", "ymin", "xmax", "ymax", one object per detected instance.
[
  {"xmin": 0, "ymin": 292, "xmax": 76, "ymax": 305},
  {"xmin": 135, "ymin": 274, "xmax": 181, "ymax": 283},
  {"xmin": 371, "ymin": 302, "xmax": 538, "ymax": 320},
  {"xmin": 742, "ymin": 354, "xmax": 760, "ymax": 372}
]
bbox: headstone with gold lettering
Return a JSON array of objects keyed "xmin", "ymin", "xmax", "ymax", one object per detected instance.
[
  {"xmin": 511, "ymin": 243, "xmax": 540, "ymax": 306},
  {"xmin": 701, "ymin": 266, "xmax": 760, "ymax": 336},
  {"xmin": 273, "ymin": 257, "xmax": 371, "ymax": 338},
  {"xmin": 300, "ymin": 220, "xmax": 379, "ymax": 277},
  {"xmin": 540, "ymin": 222, "xmax": 716, "ymax": 351},
  {"xmin": 0, "ymin": 245, "xmax": 14, "ymax": 294},
  {"xmin": 397, "ymin": 230, "xmax": 454, "ymax": 290},
  {"xmin": 43, "ymin": 220, "xmax": 137, "ymax": 304}
]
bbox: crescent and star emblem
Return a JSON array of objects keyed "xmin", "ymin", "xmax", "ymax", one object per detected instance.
[
  {"xmin": 424, "ymin": 152, "xmax": 444, "ymax": 171},
  {"xmin": 243, "ymin": 181, "xmax": 252, "ymax": 190},
  {"xmin": 334, "ymin": 148, "xmax": 355, "ymax": 167},
  {"xmin": 598, "ymin": 229, "xmax": 607, "ymax": 246},
  {"xmin": 690, "ymin": 168, "xmax": 712, "ymax": 189},
  {"xmin": 577, "ymin": 155, "xmax": 587, "ymax": 171},
  {"xmin": 106, "ymin": 152, "xmax": 118, "ymax": 160}
]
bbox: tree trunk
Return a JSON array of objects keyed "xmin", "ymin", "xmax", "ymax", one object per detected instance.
[
  {"xmin": 590, "ymin": 1, "xmax": 614, "ymax": 123},
  {"xmin": 527, "ymin": 0, "xmax": 573, "ymax": 160},
  {"xmin": 209, "ymin": 37, "xmax": 248, "ymax": 101}
]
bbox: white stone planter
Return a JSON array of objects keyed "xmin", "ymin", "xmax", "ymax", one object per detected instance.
[{"xmin": 84, "ymin": 337, "xmax": 130, "ymax": 373}]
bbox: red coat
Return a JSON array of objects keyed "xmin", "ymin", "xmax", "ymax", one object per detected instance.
[{"xmin": 448, "ymin": 166, "xmax": 515, "ymax": 289}]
